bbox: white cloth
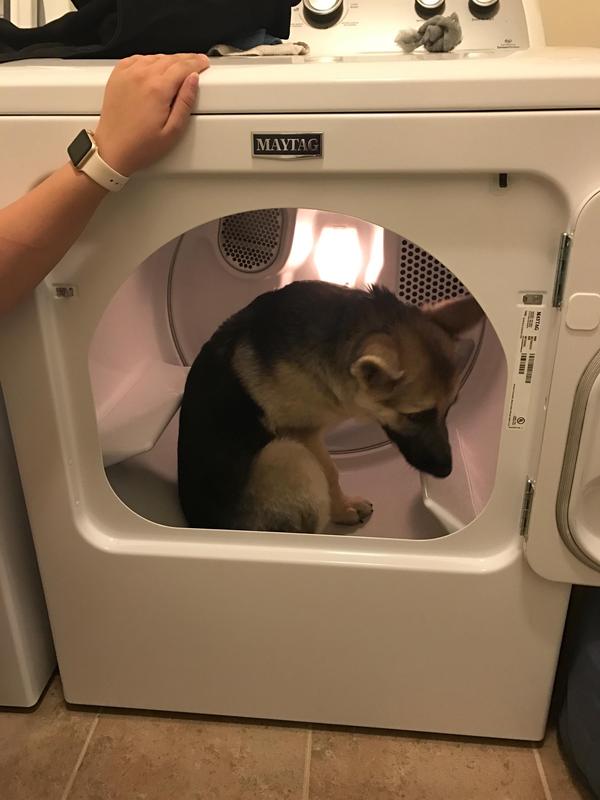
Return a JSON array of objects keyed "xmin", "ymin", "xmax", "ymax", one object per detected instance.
[{"xmin": 208, "ymin": 41, "xmax": 309, "ymax": 56}]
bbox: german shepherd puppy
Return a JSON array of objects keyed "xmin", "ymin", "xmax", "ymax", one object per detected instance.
[{"xmin": 178, "ymin": 281, "xmax": 482, "ymax": 533}]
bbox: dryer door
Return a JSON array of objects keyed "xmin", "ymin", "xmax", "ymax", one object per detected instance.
[{"xmin": 526, "ymin": 191, "xmax": 600, "ymax": 585}]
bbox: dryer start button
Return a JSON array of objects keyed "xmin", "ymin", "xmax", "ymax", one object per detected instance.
[{"xmin": 566, "ymin": 293, "xmax": 600, "ymax": 332}]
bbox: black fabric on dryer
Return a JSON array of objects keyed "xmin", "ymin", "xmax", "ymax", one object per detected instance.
[{"xmin": 0, "ymin": 0, "xmax": 301, "ymax": 63}]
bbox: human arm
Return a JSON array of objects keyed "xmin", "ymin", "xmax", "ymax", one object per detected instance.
[{"xmin": 0, "ymin": 53, "xmax": 209, "ymax": 316}]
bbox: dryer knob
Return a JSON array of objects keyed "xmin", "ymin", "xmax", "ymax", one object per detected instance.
[
  {"xmin": 302, "ymin": 0, "xmax": 344, "ymax": 28},
  {"xmin": 415, "ymin": 0, "xmax": 446, "ymax": 19},
  {"xmin": 469, "ymin": 0, "xmax": 500, "ymax": 18}
]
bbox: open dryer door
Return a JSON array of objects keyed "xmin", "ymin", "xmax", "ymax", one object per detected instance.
[{"xmin": 526, "ymin": 191, "xmax": 600, "ymax": 586}]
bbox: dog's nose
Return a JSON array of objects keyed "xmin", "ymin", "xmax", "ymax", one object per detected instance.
[
  {"xmin": 384, "ymin": 426, "xmax": 453, "ymax": 478},
  {"xmin": 426, "ymin": 457, "xmax": 452, "ymax": 479}
]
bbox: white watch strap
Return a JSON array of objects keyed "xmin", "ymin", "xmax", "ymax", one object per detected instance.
[{"xmin": 80, "ymin": 150, "xmax": 129, "ymax": 192}]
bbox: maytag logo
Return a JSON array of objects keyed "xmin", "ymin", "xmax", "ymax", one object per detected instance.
[{"xmin": 252, "ymin": 133, "xmax": 323, "ymax": 159}]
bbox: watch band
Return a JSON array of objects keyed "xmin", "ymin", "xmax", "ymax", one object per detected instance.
[
  {"xmin": 80, "ymin": 148, "xmax": 129, "ymax": 193},
  {"xmin": 68, "ymin": 129, "xmax": 129, "ymax": 193}
]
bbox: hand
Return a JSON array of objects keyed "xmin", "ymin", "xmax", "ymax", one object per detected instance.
[{"xmin": 94, "ymin": 53, "xmax": 210, "ymax": 176}]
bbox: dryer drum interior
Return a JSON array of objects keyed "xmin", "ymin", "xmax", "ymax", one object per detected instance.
[{"xmin": 89, "ymin": 208, "xmax": 507, "ymax": 538}]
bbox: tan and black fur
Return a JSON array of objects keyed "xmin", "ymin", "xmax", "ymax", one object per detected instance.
[{"xmin": 177, "ymin": 281, "xmax": 482, "ymax": 533}]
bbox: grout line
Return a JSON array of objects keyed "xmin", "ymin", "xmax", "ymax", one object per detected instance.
[
  {"xmin": 59, "ymin": 712, "xmax": 100, "ymax": 800},
  {"xmin": 534, "ymin": 747, "xmax": 554, "ymax": 800},
  {"xmin": 301, "ymin": 728, "xmax": 313, "ymax": 800}
]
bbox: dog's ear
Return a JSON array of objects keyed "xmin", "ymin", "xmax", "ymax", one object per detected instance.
[
  {"xmin": 351, "ymin": 354, "xmax": 404, "ymax": 395},
  {"xmin": 422, "ymin": 295, "xmax": 483, "ymax": 335}
]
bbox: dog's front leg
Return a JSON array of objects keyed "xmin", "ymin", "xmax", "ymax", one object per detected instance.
[{"xmin": 299, "ymin": 431, "xmax": 373, "ymax": 526}]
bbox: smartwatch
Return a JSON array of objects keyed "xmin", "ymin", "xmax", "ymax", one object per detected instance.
[{"xmin": 67, "ymin": 129, "xmax": 129, "ymax": 192}]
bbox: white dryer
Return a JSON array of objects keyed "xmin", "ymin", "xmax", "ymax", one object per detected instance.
[{"xmin": 2, "ymin": 0, "xmax": 600, "ymax": 738}]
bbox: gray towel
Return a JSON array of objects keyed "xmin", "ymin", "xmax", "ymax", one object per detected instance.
[{"xmin": 395, "ymin": 12, "xmax": 463, "ymax": 54}]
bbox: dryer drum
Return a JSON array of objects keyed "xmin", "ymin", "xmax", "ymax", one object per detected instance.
[
  {"xmin": 94, "ymin": 208, "xmax": 499, "ymax": 537},
  {"xmin": 218, "ymin": 209, "xmax": 469, "ymax": 304},
  {"xmin": 398, "ymin": 239, "xmax": 469, "ymax": 307},
  {"xmin": 218, "ymin": 209, "xmax": 292, "ymax": 274}
]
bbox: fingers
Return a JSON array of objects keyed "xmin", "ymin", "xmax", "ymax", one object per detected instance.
[
  {"xmin": 163, "ymin": 72, "xmax": 199, "ymax": 138},
  {"xmin": 160, "ymin": 56, "xmax": 210, "ymax": 97},
  {"xmin": 120, "ymin": 52, "xmax": 208, "ymax": 75},
  {"xmin": 155, "ymin": 53, "xmax": 209, "ymax": 74},
  {"xmin": 98, "ymin": 53, "xmax": 209, "ymax": 173},
  {"xmin": 118, "ymin": 53, "xmax": 209, "ymax": 105},
  {"xmin": 118, "ymin": 54, "xmax": 161, "ymax": 69}
]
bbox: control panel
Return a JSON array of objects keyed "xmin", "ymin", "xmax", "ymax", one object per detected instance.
[
  {"xmin": 2, "ymin": 0, "xmax": 535, "ymax": 57},
  {"xmin": 290, "ymin": 0, "xmax": 533, "ymax": 57}
]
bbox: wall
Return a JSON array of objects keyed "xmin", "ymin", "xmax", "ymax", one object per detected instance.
[{"xmin": 540, "ymin": 0, "xmax": 600, "ymax": 46}]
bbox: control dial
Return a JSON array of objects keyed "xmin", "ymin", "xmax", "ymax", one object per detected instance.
[
  {"xmin": 469, "ymin": 0, "xmax": 500, "ymax": 18},
  {"xmin": 415, "ymin": 0, "xmax": 446, "ymax": 19},
  {"xmin": 302, "ymin": 0, "xmax": 344, "ymax": 29}
]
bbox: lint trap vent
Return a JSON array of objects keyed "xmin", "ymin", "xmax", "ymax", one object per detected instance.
[
  {"xmin": 218, "ymin": 209, "xmax": 285, "ymax": 274},
  {"xmin": 398, "ymin": 239, "xmax": 469, "ymax": 306}
]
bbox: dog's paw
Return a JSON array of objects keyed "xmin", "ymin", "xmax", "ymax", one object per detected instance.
[
  {"xmin": 331, "ymin": 496, "xmax": 374, "ymax": 525},
  {"xmin": 348, "ymin": 496, "xmax": 374, "ymax": 522}
]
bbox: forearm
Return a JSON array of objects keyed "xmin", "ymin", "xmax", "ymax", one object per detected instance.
[
  {"xmin": 0, "ymin": 163, "xmax": 108, "ymax": 315},
  {"xmin": 0, "ymin": 53, "xmax": 208, "ymax": 317}
]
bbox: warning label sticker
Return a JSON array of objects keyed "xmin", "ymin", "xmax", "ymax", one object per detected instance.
[{"xmin": 507, "ymin": 306, "xmax": 545, "ymax": 430}]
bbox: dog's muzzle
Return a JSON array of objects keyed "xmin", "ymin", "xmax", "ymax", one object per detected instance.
[{"xmin": 383, "ymin": 425, "xmax": 453, "ymax": 479}]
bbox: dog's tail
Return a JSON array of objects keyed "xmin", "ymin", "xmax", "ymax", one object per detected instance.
[{"xmin": 237, "ymin": 439, "xmax": 330, "ymax": 534}]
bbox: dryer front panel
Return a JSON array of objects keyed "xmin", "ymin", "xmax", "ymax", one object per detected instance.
[
  {"xmin": 0, "ymin": 110, "xmax": 578, "ymax": 561},
  {"xmin": 2, "ymin": 111, "xmax": 591, "ymax": 559},
  {"xmin": 0, "ymin": 110, "xmax": 585, "ymax": 734}
]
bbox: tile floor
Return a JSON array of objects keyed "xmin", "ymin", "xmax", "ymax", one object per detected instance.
[{"xmin": 0, "ymin": 674, "xmax": 592, "ymax": 800}]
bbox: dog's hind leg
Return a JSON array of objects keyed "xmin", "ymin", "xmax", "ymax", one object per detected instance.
[
  {"xmin": 293, "ymin": 431, "xmax": 374, "ymax": 526},
  {"xmin": 238, "ymin": 439, "xmax": 330, "ymax": 534}
]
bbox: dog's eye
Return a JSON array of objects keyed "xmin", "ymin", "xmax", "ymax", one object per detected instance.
[{"xmin": 405, "ymin": 408, "xmax": 437, "ymax": 424}]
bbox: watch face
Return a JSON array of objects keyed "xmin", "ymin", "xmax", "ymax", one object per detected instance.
[{"xmin": 68, "ymin": 129, "xmax": 94, "ymax": 168}]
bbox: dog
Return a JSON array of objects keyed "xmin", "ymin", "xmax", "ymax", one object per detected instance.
[{"xmin": 177, "ymin": 280, "xmax": 482, "ymax": 533}]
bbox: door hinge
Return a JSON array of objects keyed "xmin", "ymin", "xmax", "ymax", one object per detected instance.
[
  {"xmin": 520, "ymin": 478, "xmax": 536, "ymax": 539},
  {"xmin": 552, "ymin": 233, "xmax": 572, "ymax": 308}
]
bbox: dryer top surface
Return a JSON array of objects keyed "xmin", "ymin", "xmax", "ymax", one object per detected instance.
[{"xmin": 1, "ymin": 47, "xmax": 600, "ymax": 115}]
